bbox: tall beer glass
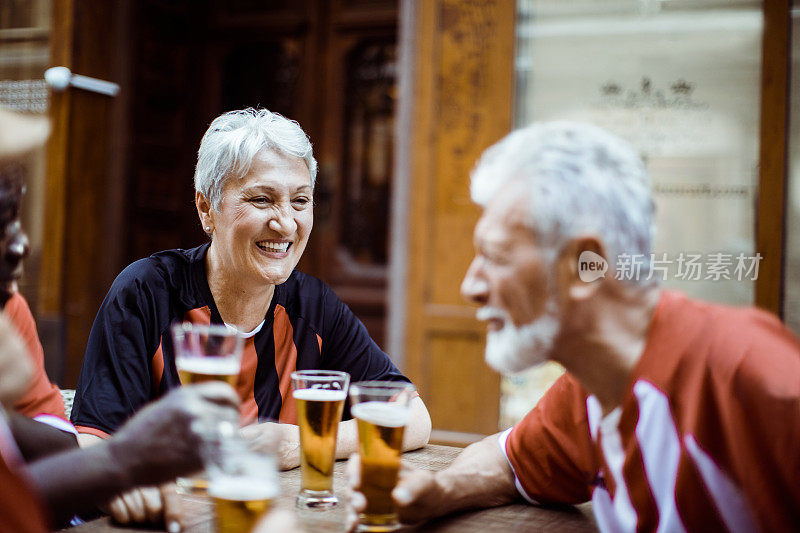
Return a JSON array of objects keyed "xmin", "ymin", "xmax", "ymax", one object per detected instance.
[
  {"xmin": 172, "ymin": 322, "xmax": 244, "ymax": 494},
  {"xmin": 349, "ymin": 381, "xmax": 416, "ymax": 532},
  {"xmin": 291, "ymin": 369, "xmax": 350, "ymax": 509}
]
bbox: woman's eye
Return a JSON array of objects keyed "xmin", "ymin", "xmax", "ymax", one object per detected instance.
[{"xmin": 292, "ymin": 197, "xmax": 311, "ymax": 207}]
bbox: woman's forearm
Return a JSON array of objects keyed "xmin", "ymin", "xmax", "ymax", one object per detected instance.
[
  {"xmin": 403, "ymin": 396, "xmax": 432, "ymax": 451},
  {"xmin": 335, "ymin": 418, "xmax": 359, "ymax": 459}
]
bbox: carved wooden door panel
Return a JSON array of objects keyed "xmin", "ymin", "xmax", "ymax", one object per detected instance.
[
  {"xmin": 124, "ymin": 0, "xmax": 399, "ymax": 350},
  {"xmin": 397, "ymin": 0, "xmax": 515, "ymax": 442},
  {"xmin": 313, "ymin": 14, "xmax": 399, "ymax": 349}
]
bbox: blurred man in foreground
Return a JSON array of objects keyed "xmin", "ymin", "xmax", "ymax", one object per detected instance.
[
  {"xmin": 350, "ymin": 122, "xmax": 800, "ymax": 531},
  {"xmin": 0, "ymin": 107, "xmax": 241, "ymax": 532}
]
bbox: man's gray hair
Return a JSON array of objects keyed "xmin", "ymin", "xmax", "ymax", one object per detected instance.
[
  {"xmin": 194, "ymin": 108, "xmax": 318, "ymax": 209},
  {"xmin": 471, "ymin": 121, "xmax": 655, "ymax": 282}
]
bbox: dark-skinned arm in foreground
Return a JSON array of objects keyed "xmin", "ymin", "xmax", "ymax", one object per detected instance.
[
  {"xmin": 25, "ymin": 382, "xmax": 239, "ymax": 528},
  {"xmin": 7, "ymin": 411, "xmax": 78, "ymax": 462}
]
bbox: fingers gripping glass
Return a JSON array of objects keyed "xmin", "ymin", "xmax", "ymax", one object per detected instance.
[{"xmin": 349, "ymin": 381, "xmax": 416, "ymax": 532}]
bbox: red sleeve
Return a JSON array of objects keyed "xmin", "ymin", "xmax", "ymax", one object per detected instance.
[
  {"xmin": 710, "ymin": 309, "xmax": 800, "ymax": 531},
  {"xmin": 505, "ymin": 373, "xmax": 597, "ymax": 504},
  {"xmin": 0, "ymin": 439, "xmax": 49, "ymax": 532},
  {"xmin": 5, "ymin": 294, "xmax": 66, "ymax": 420}
]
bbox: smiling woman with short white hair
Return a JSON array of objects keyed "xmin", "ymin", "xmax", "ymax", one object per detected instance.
[{"xmin": 71, "ymin": 108, "xmax": 431, "ymax": 526}]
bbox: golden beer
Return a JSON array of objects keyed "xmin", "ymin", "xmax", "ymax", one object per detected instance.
[
  {"xmin": 352, "ymin": 401, "xmax": 409, "ymax": 531},
  {"xmin": 294, "ymin": 388, "xmax": 346, "ymax": 492},
  {"xmin": 176, "ymin": 357, "xmax": 239, "ymax": 387},
  {"xmin": 210, "ymin": 477, "xmax": 277, "ymax": 533},
  {"xmin": 175, "ymin": 357, "xmax": 239, "ymax": 495}
]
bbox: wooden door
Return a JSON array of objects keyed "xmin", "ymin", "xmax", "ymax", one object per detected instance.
[
  {"xmin": 38, "ymin": 0, "xmax": 401, "ymax": 387},
  {"xmin": 123, "ymin": 0, "xmax": 399, "ymax": 350},
  {"xmin": 41, "ymin": 0, "xmax": 130, "ymax": 386},
  {"xmin": 393, "ymin": 0, "xmax": 516, "ymax": 444},
  {"xmin": 312, "ymin": 1, "xmax": 399, "ymax": 348}
]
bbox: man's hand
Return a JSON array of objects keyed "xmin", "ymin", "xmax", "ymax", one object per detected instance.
[
  {"xmin": 253, "ymin": 509, "xmax": 305, "ymax": 533},
  {"xmin": 346, "ymin": 456, "xmax": 444, "ymax": 529},
  {"xmin": 346, "ymin": 434, "xmax": 520, "ymax": 531},
  {"xmin": 106, "ymin": 484, "xmax": 181, "ymax": 532},
  {"xmin": 99, "ymin": 382, "xmax": 240, "ymax": 529},
  {"xmin": 26, "ymin": 382, "xmax": 239, "ymax": 527},
  {"xmin": 109, "ymin": 381, "xmax": 239, "ymax": 486},
  {"xmin": 240, "ymin": 421, "xmax": 300, "ymax": 470}
]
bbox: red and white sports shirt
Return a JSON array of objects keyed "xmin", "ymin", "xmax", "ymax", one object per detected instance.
[{"xmin": 502, "ymin": 291, "xmax": 800, "ymax": 532}]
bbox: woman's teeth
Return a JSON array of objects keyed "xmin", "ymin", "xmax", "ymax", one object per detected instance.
[{"xmin": 256, "ymin": 241, "xmax": 290, "ymax": 253}]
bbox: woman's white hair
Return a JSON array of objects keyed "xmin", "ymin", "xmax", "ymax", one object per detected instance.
[
  {"xmin": 471, "ymin": 121, "xmax": 655, "ymax": 282},
  {"xmin": 194, "ymin": 108, "xmax": 318, "ymax": 209}
]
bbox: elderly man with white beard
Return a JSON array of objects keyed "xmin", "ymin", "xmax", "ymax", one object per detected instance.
[{"xmin": 347, "ymin": 122, "xmax": 800, "ymax": 532}]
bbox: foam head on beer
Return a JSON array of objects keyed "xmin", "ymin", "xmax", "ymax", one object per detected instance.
[
  {"xmin": 176, "ymin": 356, "xmax": 240, "ymax": 386},
  {"xmin": 210, "ymin": 475, "xmax": 279, "ymax": 533},
  {"xmin": 350, "ymin": 402, "xmax": 410, "ymax": 428},
  {"xmin": 292, "ymin": 388, "xmax": 348, "ymax": 402}
]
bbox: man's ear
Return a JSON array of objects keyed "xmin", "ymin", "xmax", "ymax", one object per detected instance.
[
  {"xmin": 555, "ymin": 236, "xmax": 609, "ymax": 302},
  {"xmin": 196, "ymin": 191, "xmax": 214, "ymax": 233}
]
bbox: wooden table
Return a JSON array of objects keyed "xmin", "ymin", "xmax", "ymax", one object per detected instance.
[{"xmin": 70, "ymin": 445, "xmax": 597, "ymax": 532}]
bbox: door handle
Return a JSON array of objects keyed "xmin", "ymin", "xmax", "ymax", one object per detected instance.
[{"xmin": 44, "ymin": 66, "xmax": 119, "ymax": 97}]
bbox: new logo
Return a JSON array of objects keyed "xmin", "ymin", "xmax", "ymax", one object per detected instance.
[{"xmin": 578, "ymin": 251, "xmax": 608, "ymax": 282}]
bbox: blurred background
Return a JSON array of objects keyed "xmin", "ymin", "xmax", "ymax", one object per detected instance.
[{"xmin": 1, "ymin": 0, "xmax": 797, "ymax": 445}]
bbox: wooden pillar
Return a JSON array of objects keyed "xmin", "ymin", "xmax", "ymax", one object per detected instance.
[
  {"xmin": 41, "ymin": 0, "xmax": 128, "ymax": 386},
  {"xmin": 756, "ymin": 0, "xmax": 791, "ymax": 316},
  {"xmin": 392, "ymin": 0, "xmax": 515, "ymax": 444}
]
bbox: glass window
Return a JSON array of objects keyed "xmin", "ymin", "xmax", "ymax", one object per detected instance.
[{"xmin": 503, "ymin": 0, "xmax": 763, "ymax": 428}]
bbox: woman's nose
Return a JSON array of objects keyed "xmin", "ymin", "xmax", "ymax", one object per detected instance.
[{"xmin": 268, "ymin": 206, "xmax": 298, "ymax": 235}]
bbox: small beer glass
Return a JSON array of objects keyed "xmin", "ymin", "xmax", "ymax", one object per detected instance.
[
  {"xmin": 208, "ymin": 446, "xmax": 280, "ymax": 533},
  {"xmin": 172, "ymin": 322, "xmax": 244, "ymax": 494},
  {"xmin": 291, "ymin": 369, "xmax": 350, "ymax": 509},
  {"xmin": 349, "ymin": 381, "xmax": 416, "ymax": 532}
]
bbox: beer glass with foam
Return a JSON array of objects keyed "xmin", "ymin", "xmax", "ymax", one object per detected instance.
[
  {"xmin": 208, "ymin": 446, "xmax": 280, "ymax": 533},
  {"xmin": 349, "ymin": 381, "xmax": 416, "ymax": 532},
  {"xmin": 171, "ymin": 322, "xmax": 244, "ymax": 494},
  {"xmin": 291, "ymin": 369, "xmax": 350, "ymax": 509}
]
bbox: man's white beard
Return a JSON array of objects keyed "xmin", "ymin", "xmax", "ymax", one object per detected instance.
[{"xmin": 478, "ymin": 305, "xmax": 560, "ymax": 375}]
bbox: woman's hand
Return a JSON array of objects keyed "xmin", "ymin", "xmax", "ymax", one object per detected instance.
[{"xmin": 240, "ymin": 421, "xmax": 300, "ymax": 470}]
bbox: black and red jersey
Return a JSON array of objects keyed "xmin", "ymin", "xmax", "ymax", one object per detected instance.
[{"xmin": 71, "ymin": 243, "xmax": 410, "ymax": 437}]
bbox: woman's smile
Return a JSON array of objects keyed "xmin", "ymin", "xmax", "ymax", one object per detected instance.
[{"xmin": 255, "ymin": 239, "xmax": 293, "ymax": 257}]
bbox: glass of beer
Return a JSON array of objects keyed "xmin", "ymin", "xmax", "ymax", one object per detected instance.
[
  {"xmin": 208, "ymin": 448, "xmax": 280, "ymax": 533},
  {"xmin": 172, "ymin": 322, "xmax": 244, "ymax": 494},
  {"xmin": 349, "ymin": 381, "xmax": 416, "ymax": 532},
  {"xmin": 291, "ymin": 369, "xmax": 350, "ymax": 509}
]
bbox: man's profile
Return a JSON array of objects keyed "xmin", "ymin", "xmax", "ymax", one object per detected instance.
[{"xmin": 349, "ymin": 121, "xmax": 800, "ymax": 531}]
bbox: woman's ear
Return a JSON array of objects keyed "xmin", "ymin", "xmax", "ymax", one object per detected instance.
[
  {"xmin": 554, "ymin": 236, "xmax": 609, "ymax": 302},
  {"xmin": 196, "ymin": 191, "xmax": 214, "ymax": 234}
]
